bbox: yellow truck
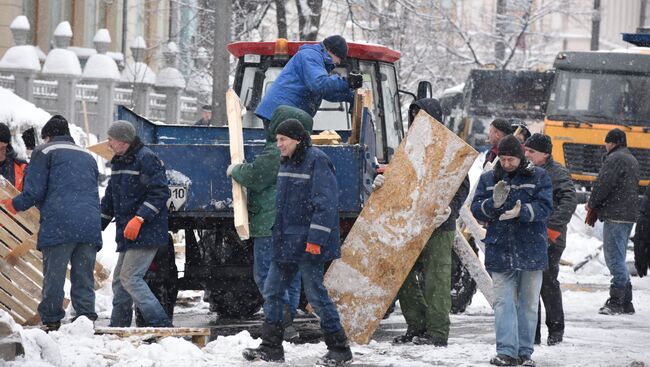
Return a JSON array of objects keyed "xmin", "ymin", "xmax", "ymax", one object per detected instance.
[{"xmin": 544, "ymin": 31, "xmax": 650, "ymax": 191}]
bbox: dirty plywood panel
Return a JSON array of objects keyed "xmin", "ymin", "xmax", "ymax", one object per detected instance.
[{"xmin": 323, "ymin": 111, "xmax": 478, "ymax": 344}]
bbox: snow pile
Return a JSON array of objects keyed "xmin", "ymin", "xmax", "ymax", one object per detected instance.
[
  {"xmin": 42, "ymin": 49, "xmax": 82, "ymax": 76},
  {"xmin": 53, "ymin": 22, "xmax": 72, "ymax": 38},
  {"xmin": 166, "ymin": 169, "xmax": 192, "ymax": 186},
  {"xmin": 83, "ymin": 54, "xmax": 120, "ymax": 80},
  {"xmin": 156, "ymin": 67, "xmax": 186, "ymax": 89},
  {"xmin": 121, "ymin": 62, "xmax": 156, "ymax": 85},
  {"xmin": 93, "ymin": 29, "xmax": 111, "ymax": 44},
  {"xmin": 9, "ymin": 16, "xmax": 30, "ymax": 30},
  {"xmin": 0, "ymin": 45, "xmax": 41, "ymax": 71}
]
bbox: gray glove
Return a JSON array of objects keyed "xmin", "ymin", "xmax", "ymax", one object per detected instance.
[
  {"xmin": 499, "ymin": 200, "xmax": 521, "ymax": 220},
  {"xmin": 433, "ymin": 206, "xmax": 452, "ymax": 228},
  {"xmin": 372, "ymin": 174, "xmax": 385, "ymax": 191},
  {"xmin": 492, "ymin": 180, "xmax": 510, "ymax": 208},
  {"xmin": 226, "ymin": 163, "xmax": 238, "ymax": 177}
]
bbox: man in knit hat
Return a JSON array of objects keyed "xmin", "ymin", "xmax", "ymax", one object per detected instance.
[
  {"xmin": 0, "ymin": 123, "xmax": 27, "ymax": 191},
  {"xmin": 1, "ymin": 115, "xmax": 102, "ymax": 332},
  {"xmin": 101, "ymin": 120, "xmax": 173, "ymax": 327},
  {"xmin": 586, "ymin": 128, "xmax": 639, "ymax": 315},
  {"xmin": 484, "ymin": 118, "xmax": 514, "ymax": 168},
  {"xmin": 255, "ymin": 35, "xmax": 362, "ymax": 126},
  {"xmin": 243, "ymin": 118, "xmax": 352, "ymax": 365},
  {"xmin": 471, "ymin": 135, "xmax": 553, "ymax": 366},
  {"xmin": 524, "ymin": 134, "xmax": 577, "ymax": 346}
]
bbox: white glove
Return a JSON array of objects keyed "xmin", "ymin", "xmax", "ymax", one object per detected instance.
[
  {"xmin": 433, "ymin": 206, "xmax": 452, "ymax": 228},
  {"xmin": 226, "ymin": 163, "xmax": 238, "ymax": 177},
  {"xmin": 372, "ymin": 174, "xmax": 385, "ymax": 191},
  {"xmin": 492, "ymin": 180, "xmax": 510, "ymax": 208},
  {"xmin": 499, "ymin": 200, "xmax": 521, "ymax": 221}
]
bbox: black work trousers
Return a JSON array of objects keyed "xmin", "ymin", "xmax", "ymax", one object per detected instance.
[{"xmin": 536, "ymin": 244, "xmax": 565, "ymax": 339}]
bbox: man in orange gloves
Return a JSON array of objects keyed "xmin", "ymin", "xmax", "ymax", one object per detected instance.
[
  {"xmin": 2, "ymin": 115, "xmax": 102, "ymax": 332},
  {"xmin": 100, "ymin": 120, "xmax": 172, "ymax": 327},
  {"xmin": 524, "ymin": 134, "xmax": 577, "ymax": 346},
  {"xmin": 243, "ymin": 119, "xmax": 352, "ymax": 365}
]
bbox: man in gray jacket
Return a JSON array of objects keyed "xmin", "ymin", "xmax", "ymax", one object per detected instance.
[
  {"xmin": 586, "ymin": 128, "xmax": 639, "ymax": 315},
  {"xmin": 524, "ymin": 134, "xmax": 577, "ymax": 345}
]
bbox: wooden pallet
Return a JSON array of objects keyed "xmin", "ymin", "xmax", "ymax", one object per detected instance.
[
  {"xmin": 94, "ymin": 327, "xmax": 211, "ymax": 347},
  {"xmin": 0, "ymin": 177, "xmax": 110, "ymax": 325}
]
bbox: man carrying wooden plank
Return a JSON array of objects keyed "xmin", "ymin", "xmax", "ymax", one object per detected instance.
[
  {"xmin": 226, "ymin": 105, "xmax": 312, "ymax": 341},
  {"xmin": 471, "ymin": 135, "xmax": 553, "ymax": 367},
  {"xmin": 243, "ymin": 119, "xmax": 352, "ymax": 366},
  {"xmin": 1, "ymin": 115, "xmax": 102, "ymax": 332},
  {"xmin": 100, "ymin": 120, "xmax": 172, "ymax": 328}
]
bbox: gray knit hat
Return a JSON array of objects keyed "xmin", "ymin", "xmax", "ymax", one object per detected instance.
[{"xmin": 107, "ymin": 120, "xmax": 136, "ymax": 143}]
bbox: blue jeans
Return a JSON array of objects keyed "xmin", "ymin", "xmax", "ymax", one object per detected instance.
[
  {"xmin": 263, "ymin": 261, "xmax": 342, "ymax": 334},
  {"xmin": 110, "ymin": 248, "xmax": 172, "ymax": 327},
  {"xmin": 492, "ymin": 270, "xmax": 543, "ymax": 358},
  {"xmin": 254, "ymin": 237, "xmax": 301, "ymax": 317},
  {"xmin": 39, "ymin": 243, "xmax": 98, "ymax": 323},
  {"xmin": 602, "ymin": 221, "xmax": 634, "ymax": 290}
]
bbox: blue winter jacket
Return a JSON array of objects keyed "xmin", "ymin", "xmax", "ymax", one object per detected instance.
[
  {"xmin": 470, "ymin": 162, "xmax": 553, "ymax": 272},
  {"xmin": 12, "ymin": 136, "xmax": 102, "ymax": 250},
  {"xmin": 273, "ymin": 146, "xmax": 341, "ymax": 262},
  {"xmin": 101, "ymin": 138, "xmax": 170, "ymax": 252},
  {"xmin": 255, "ymin": 43, "xmax": 354, "ymax": 121}
]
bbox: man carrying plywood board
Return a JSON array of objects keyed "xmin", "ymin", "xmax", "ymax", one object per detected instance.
[{"xmin": 323, "ymin": 109, "xmax": 478, "ymax": 345}]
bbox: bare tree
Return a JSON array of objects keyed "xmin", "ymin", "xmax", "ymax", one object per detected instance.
[{"xmin": 296, "ymin": 0, "xmax": 324, "ymax": 40}]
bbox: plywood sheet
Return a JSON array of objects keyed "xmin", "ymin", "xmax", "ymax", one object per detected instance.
[
  {"xmin": 323, "ymin": 111, "xmax": 478, "ymax": 344},
  {"xmin": 225, "ymin": 88, "xmax": 250, "ymax": 240},
  {"xmin": 87, "ymin": 140, "xmax": 114, "ymax": 161}
]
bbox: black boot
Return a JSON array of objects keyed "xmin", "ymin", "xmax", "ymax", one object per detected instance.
[
  {"xmin": 623, "ymin": 282, "xmax": 635, "ymax": 314},
  {"xmin": 599, "ymin": 287, "xmax": 625, "ymax": 315},
  {"xmin": 547, "ymin": 330, "xmax": 563, "ymax": 346},
  {"xmin": 282, "ymin": 304, "xmax": 300, "ymax": 342},
  {"xmin": 392, "ymin": 327, "xmax": 424, "ymax": 344},
  {"xmin": 242, "ymin": 322, "xmax": 285, "ymax": 362},
  {"xmin": 319, "ymin": 329, "xmax": 353, "ymax": 366}
]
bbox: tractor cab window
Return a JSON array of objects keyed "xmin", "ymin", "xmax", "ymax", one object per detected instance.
[{"xmin": 379, "ymin": 63, "xmax": 403, "ymax": 161}]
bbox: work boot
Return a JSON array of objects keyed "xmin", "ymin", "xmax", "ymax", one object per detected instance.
[
  {"xmin": 489, "ymin": 354, "xmax": 518, "ymax": 366},
  {"xmin": 547, "ymin": 331, "xmax": 563, "ymax": 346},
  {"xmin": 598, "ymin": 287, "xmax": 625, "ymax": 315},
  {"xmin": 412, "ymin": 333, "xmax": 448, "ymax": 347},
  {"xmin": 282, "ymin": 304, "xmax": 300, "ymax": 343},
  {"xmin": 392, "ymin": 328, "xmax": 424, "ymax": 344},
  {"xmin": 319, "ymin": 329, "xmax": 353, "ymax": 366},
  {"xmin": 518, "ymin": 355, "xmax": 536, "ymax": 366},
  {"xmin": 242, "ymin": 322, "xmax": 285, "ymax": 362},
  {"xmin": 40, "ymin": 321, "xmax": 61, "ymax": 333},
  {"xmin": 622, "ymin": 282, "xmax": 635, "ymax": 315}
]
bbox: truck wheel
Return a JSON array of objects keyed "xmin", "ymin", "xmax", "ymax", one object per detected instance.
[
  {"xmin": 208, "ymin": 289, "xmax": 263, "ymax": 319},
  {"xmin": 450, "ymin": 239, "xmax": 478, "ymax": 314}
]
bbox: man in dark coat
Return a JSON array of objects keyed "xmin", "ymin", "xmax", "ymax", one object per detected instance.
[
  {"xmin": 381, "ymin": 98, "xmax": 469, "ymax": 347},
  {"xmin": 101, "ymin": 120, "xmax": 172, "ymax": 327},
  {"xmin": 484, "ymin": 118, "xmax": 513, "ymax": 168},
  {"xmin": 633, "ymin": 185, "xmax": 650, "ymax": 277},
  {"xmin": 243, "ymin": 119, "xmax": 352, "ymax": 365},
  {"xmin": 586, "ymin": 128, "xmax": 639, "ymax": 315},
  {"xmin": 1, "ymin": 115, "xmax": 102, "ymax": 332},
  {"xmin": 255, "ymin": 35, "xmax": 361, "ymax": 123},
  {"xmin": 0, "ymin": 123, "xmax": 27, "ymax": 191},
  {"xmin": 227, "ymin": 105, "xmax": 313, "ymax": 341},
  {"xmin": 471, "ymin": 135, "xmax": 553, "ymax": 367},
  {"xmin": 524, "ymin": 134, "xmax": 577, "ymax": 346}
]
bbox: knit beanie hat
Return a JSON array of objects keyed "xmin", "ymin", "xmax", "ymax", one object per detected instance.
[
  {"xmin": 0, "ymin": 123, "xmax": 10, "ymax": 144},
  {"xmin": 525, "ymin": 133, "xmax": 553, "ymax": 154},
  {"xmin": 41, "ymin": 115, "xmax": 70, "ymax": 139},
  {"xmin": 605, "ymin": 128, "xmax": 627, "ymax": 146},
  {"xmin": 491, "ymin": 118, "xmax": 513, "ymax": 135},
  {"xmin": 275, "ymin": 118, "xmax": 309, "ymax": 142},
  {"xmin": 107, "ymin": 120, "xmax": 136, "ymax": 144},
  {"xmin": 498, "ymin": 135, "xmax": 525, "ymax": 160},
  {"xmin": 323, "ymin": 35, "xmax": 348, "ymax": 62}
]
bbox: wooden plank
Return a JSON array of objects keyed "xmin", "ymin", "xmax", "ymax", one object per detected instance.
[
  {"xmin": 0, "ymin": 275, "xmax": 39, "ymax": 311},
  {"xmin": 87, "ymin": 140, "xmax": 114, "ymax": 161},
  {"xmin": 348, "ymin": 89, "xmax": 364, "ymax": 145},
  {"xmin": 453, "ymin": 229, "xmax": 494, "ymax": 307},
  {"xmin": 0, "ymin": 303, "xmax": 26, "ymax": 324},
  {"xmin": 0, "ymin": 259, "xmax": 42, "ymax": 300},
  {"xmin": 225, "ymin": 88, "xmax": 250, "ymax": 240},
  {"xmin": 95, "ymin": 327, "xmax": 210, "ymax": 347},
  {"xmin": 459, "ymin": 206, "xmax": 486, "ymax": 254},
  {"xmin": 323, "ymin": 111, "xmax": 478, "ymax": 344}
]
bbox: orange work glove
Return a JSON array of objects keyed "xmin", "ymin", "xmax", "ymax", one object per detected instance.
[
  {"xmin": 547, "ymin": 228, "xmax": 561, "ymax": 244},
  {"xmin": 124, "ymin": 216, "xmax": 144, "ymax": 241},
  {"xmin": 306, "ymin": 242, "xmax": 321, "ymax": 255},
  {"xmin": 1, "ymin": 199, "xmax": 17, "ymax": 215}
]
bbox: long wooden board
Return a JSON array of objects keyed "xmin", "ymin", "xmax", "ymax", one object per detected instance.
[
  {"xmin": 95, "ymin": 327, "xmax": 211, "ymax": 347},
  {"xmin": 225, "ymin": 89, "xmax": 250, "ymax": 240},
  {"xmin": 324, "ymin": 111, "xmax": 478, "ymax": 344}
]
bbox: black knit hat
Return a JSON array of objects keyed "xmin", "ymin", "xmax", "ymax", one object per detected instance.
[
  {"xmin": 275, "ymin": 118, "xmax": 309, "ymax": 142},
  {"xmin": 323, "ymin": 35, "xmax": 348, "ymax": 62},
  {"xmin": 0, "ymin": 123, "xmax": 10, "ymax": 144},
  {"xmin": 41, "ymin": 115, "xmax": 70, "ymax": 139},
  {"xmin": 498, "ymin": 135, "xmax": 524, "ymax": 160},
  {"xmin": 605, "ymin": 128, "xmax": 627, "ymax": 146},
  {"xmin": 525, "ymin": 133, "xmax": 553, "ymax": 154},
  {"xmin": 491, "ymin": 118, "xmax": 513, "ymax": 135}
]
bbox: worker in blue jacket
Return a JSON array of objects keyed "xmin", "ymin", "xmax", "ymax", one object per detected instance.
[
  {"xmin": 101, "ymin": 120, "xmax": 172, "ymax": 328},
  {"xmin": 471, "ymin": 135, "xmax": 553, "ymax": 367},
  {"xmin": 2, "ymin": 115, "xmax": 102, "ymax": 332},
  {"xmin": 243, "ymin": 119, "xmax": 352, "ymax": 366},
  {"xmin": 255, "ymin": 35, "xmax": 362, "ymax": 123}
]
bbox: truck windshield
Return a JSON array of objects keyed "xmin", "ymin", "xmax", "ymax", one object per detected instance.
[
  {"xmin": 239, "ymin": 65, "xmax": 351, "ymax": 130},
  {"xmin": 547, "ymin": 70, "xmax": 650, "ymax": 126}
]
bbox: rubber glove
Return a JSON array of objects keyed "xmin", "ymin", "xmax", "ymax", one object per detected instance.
[
  {"xmin": 124, "ymin": 216, "xmax": 144, "ymax": 241},
  {"xmin": 1, "ymin": 199, "xmax": 16, "ymax": 215},
  {"xmin": 547, "ymin": 228, "xmax": 561, "ymax": 244},
  {"xmin": 306, "ymin": 242, "xmax": 321, "ymax": 255},
  {"xmin": 372, "ymin": 174, "xmax": 385, "ymax": 191},
  {"xmin": 433, "ymin": 206, "xmax": 452, "ymax": 228},
  {"xmin": 492, "ymin": 180, "xmax": 510, "ymax": 208},
  {"xmin": 499, "ymin": 200, "xmax": 521, "ymax": 221}
]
